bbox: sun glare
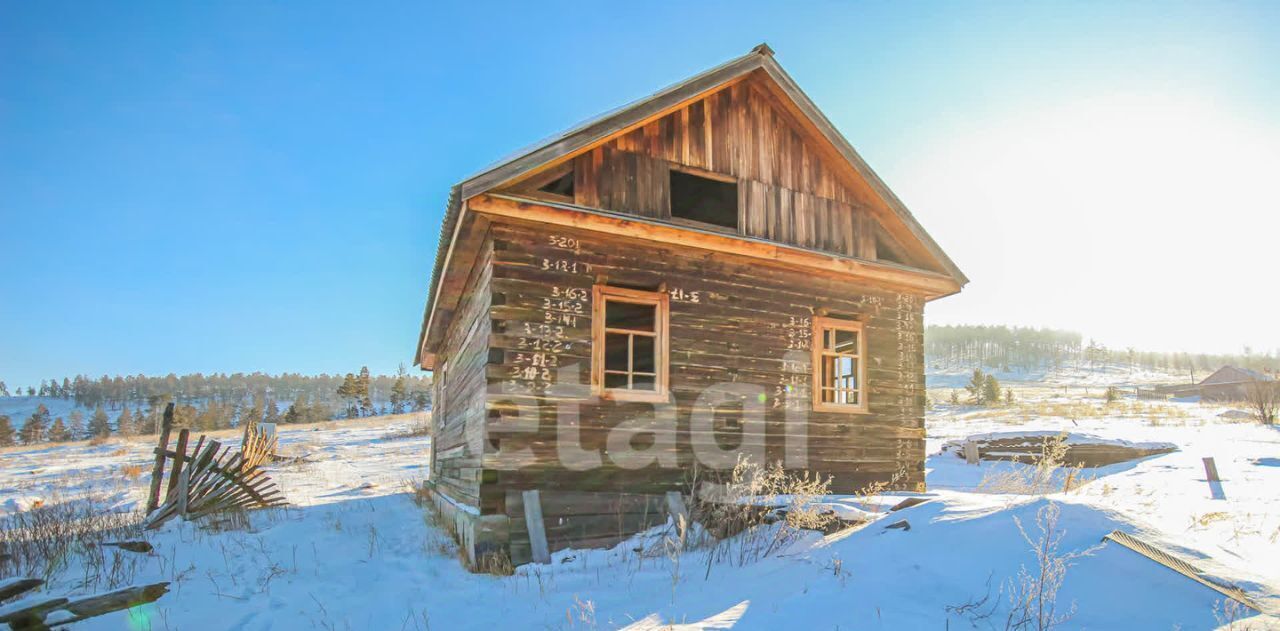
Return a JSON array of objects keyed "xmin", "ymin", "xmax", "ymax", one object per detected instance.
[{"xmin": 904, "ymin": 92, "xmax": 1280, "ymax": 354}]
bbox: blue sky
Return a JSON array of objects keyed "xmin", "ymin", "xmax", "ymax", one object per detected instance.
[{"xmin": 2, "ymin": 2, "xmax": 1278, "ymax": 387}]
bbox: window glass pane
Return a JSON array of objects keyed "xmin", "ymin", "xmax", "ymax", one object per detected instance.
[
  {"xmin": 632, "ymin": 335, "xmax": 655, "ymax": 373},
  {"xmin": 604, "ymin": 372, "xmax": 629, "ymax": 389},
  {"xmin": 834, "ymin": 329, "xmax": 858, "ymax": 353},
  {"xmin": 832, "ymin": 389, "xmax": 859, "ymax": 405},
  {"xmin": 822, "ymin": 329, "xmax": 832, "ymax": 351},
  {"xmin": 632, "ymin": 374, "xmax": 656, "ymax": 391},
  {"xmin": 606, "ymin": 300, "xmax": 655, "ymax": 331},
  {"xmin": 605, "ymin": 333, "xmax": 629, "ymax": 371},
  {"xmin": 836, "ymin": 357, "xmax": 858, "ymax": 389}
]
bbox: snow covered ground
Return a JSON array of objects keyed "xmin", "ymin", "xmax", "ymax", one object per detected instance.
[{"xmin": 1, "ymin": 367, "xmax": 1277, "ymax": 629}]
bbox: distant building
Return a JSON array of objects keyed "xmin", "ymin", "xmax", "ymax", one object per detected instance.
[{"xmin": 1197, "ymin": 366, "xmax": 1274, "ymax": 402}]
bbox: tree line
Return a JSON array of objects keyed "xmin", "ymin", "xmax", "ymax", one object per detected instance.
[
  {"xmin": 0, "ymin": 367, "xmax": 432, "ymax": 448},
  {"xmin": 924, "ymin": 324, "xmax": 1280, "ymax": 376}
]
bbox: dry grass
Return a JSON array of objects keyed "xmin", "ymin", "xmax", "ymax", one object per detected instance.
[
  {"xmin": 0, "ymin": 487, "xmax": 146, "ymax": 589},
  {"xmin": 689, "ymin": 457, "xmax": 836, "ymax": 569},
  {"xmin": 120, "ymin": 464, "xmax": 144, "ymax": 480},
  {"xmin": 386, "ymin": 416, "xmax": 432, "ymax": 441},
  {"xmin": 978, "ymin": 433, "xmax": 1090, "ymax": 496}
]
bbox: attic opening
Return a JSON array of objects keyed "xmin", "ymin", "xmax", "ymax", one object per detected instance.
[
  {"xmin": 875, "ymin": 230, "xmax": 909, "ymax": 266},
  {"xmin": 537, "ymin": 170, "xmax": 575, "ymax": 199},
  {"xmin": 670, "ymin": 169, "xmax": 738, "ymax": 230}
]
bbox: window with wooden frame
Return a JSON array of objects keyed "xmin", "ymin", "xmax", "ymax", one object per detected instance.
[
  {"xmin": 812, "ymin": 317, "xmax": 868, "ymax": 413},
  {"xmin": 592, "ymin": 285, "xmax": 669, "ymax": 401}
]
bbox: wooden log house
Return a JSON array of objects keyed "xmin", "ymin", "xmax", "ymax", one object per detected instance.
[{"xmin": 415, "ymin": 44, "xmax": 968, "ymax": 564}]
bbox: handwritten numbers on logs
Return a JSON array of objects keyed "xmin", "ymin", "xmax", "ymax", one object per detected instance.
[
  {"xmin": 668, "ymin": 288, "xmax": 701, "ymax": 303},
  {"xmin": 548, "ymin": 235, "xmax": 580, "ymax": 251},
  {"xmin": 784, "ymin": 316, "xmax": 811, "ymax": 351},
  {"xmin": 541, "ymin": 258, "xmax": 584, "ymax": 274}
]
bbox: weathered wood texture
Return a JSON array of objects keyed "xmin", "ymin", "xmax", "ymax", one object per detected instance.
[
  {"xmin": 475, "ymin": 219, "xmax": 925, "ymax": 555},
  {"xmin": 429, "ymin": 236, "xmax": 494, "ymax": 510},
  {"xmin": 530, "ymin": 75, "xmax": 929, "ymax": 267}
]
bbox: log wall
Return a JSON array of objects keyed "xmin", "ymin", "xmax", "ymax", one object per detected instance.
[
  {"xmin": 480, "ymin": 219, "xmax": 926, "ymax": 557},
  {"xmin": 429, "ymin": 236, "xmax": 494, "ymax": 510}
]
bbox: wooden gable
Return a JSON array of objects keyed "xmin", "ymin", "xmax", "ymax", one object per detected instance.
[{"xmin": 501, "ymin": 71, "xmax": 940, "ymax": 272}]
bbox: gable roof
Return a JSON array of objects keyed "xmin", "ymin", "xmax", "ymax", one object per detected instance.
[
  {"xmin": 1200, "ymin": 365, "xmax": 1273, "ymax": 385},
  {"xmin": 416, "ymin": 44, "xmax": 966, "ymax": 367}
]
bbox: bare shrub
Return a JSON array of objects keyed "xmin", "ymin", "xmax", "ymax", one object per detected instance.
[
  {"xmin": 1244, "ymin": 378, "xmax": 1278, "ymax": 426},
  {"xmin": 1004, "ymin": 502, "xmax": 1098, "ymax": 630},
  {"xmin": 690, "ymin": 457, "xmax": 835, "ymax": 569},
  {"xmin": 0, "ymin": 490, "xmax": 145, "ymax": 588},
  {"xmin": 387, "ymin": 415, "xmax": 432, "ymax": 441},
  {"xmin": 1213, "ymin": 598, "xmax": 1256, "ymax": 630}
]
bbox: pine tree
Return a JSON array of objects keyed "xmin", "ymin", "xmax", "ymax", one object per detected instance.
[
  {"xmin": 61, "ymin": 378, "xmax": 72, "ymax": 399},
  {"xmin": 965, "ymin": 369, "xmax": 988, "ymax": 404},
  {"xmin": 133, "ymin": 407, "xmax": 148, "ymax": 434},
  {"xmin": 0, "ymin": 415, "xmax": 15, "ymax": 447},
  {"xmin": 68, "ymin": 410, "xmax": 86, "ymax": 440},
  {"xmin": 0, "ymin": 381, "xmax": 9, "ymax": 397},
  {"xmin": 88, "ymin": 407, "xmax": 111, "ymax": 438},
  {"xmin": 117, "ymin": 408, "xmax": 134, "ymax": 437},
  {"xmin": 48, "ymin": 417, "xmax": 72, "ymax": 442},
  {"xmin": 26, "ymin": 386, "xmax": 35, "ymax": 396},
  {"xmin": 338, "ymin": 374, "xmax": 359, "ymax": 418},
  {"xmin": 264, "ymin": 399, "xmax": 280, "ymax": 424},
  {"xmin": 390, "ymin": 375, "xmax": 407, "ymax": 414},
  {"xmin": 357, "ymin": 366, "xmax": 373, "ymax": 417},
  {"xmin": 982, "ymin": 374, "xmax": 1001, "ymax": 406},
  {"xmin": 20, "ymin": 405, "xmax": 50, "ymax": 444},
  {"xmin": 412, "ymin": 391, "xmax": 429, "ymax": 412},
  {"xmin": 284, "ymin": 395, "xmax": 304, "ymax": 424}
]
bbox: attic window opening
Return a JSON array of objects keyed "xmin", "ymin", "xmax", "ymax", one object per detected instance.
[
  {"xmin": 537, "ymin": 170, "xmax": 575, "ymax": 199},
  {"xmin": 876, "ymin": 232, "xmax": 906, "ymax": 265},
  {"xmin": 670, "ymin": 169, "xmax": 738, "ymax": 230}
]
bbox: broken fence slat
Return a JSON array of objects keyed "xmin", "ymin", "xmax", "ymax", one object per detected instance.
[
  {"xmin": 165, "ymin": 429, "xmax": 191, "ymax": 500},
  {"xmin": 0, "ymin": 578, "xmax": 43, "ymax": 603},
  {"xmin": 0, "ymin": 595, "xmax": 70, "ymax": 625},
  {"xmin": 61, "ymin": 582, "xmax": 170, "ymax": 620}
]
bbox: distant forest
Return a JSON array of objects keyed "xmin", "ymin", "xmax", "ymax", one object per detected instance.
[
  {"xmin": 0, "ymin": 368, "xmax": 432, "ymax": 448},
  {"xmin": 925, "ymin": 324, "xmax": 1280, "ymax": 375}
]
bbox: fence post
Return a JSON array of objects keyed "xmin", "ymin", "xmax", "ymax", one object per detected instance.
[
  {"xmin": 145, "ymin": 403, "xmax": 176, "ymax": 514},
  {"xmin": 166, "ymin": 429, "xmax": 190, "ymax": 499}
]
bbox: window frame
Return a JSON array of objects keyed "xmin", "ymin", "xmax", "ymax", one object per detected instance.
[
  {"xmin": 811, "ymin": 316, "xmax": 869, "ymax": 414},
  {"xmin": 592, "ymin": 285, "xmax": 670, "ymax": 402}
]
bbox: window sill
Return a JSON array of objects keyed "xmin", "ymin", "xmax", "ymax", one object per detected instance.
[
  {"xmin": 665, "ymin": 216, "xmax": 739, "ymax": 235},
  {"xmin": 597, "ymin": 388, "xmax": 671, "ymax": 403},
  {"xmin": 812, "ymin": 402, "xmax": 871, "ymax": 415}
]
